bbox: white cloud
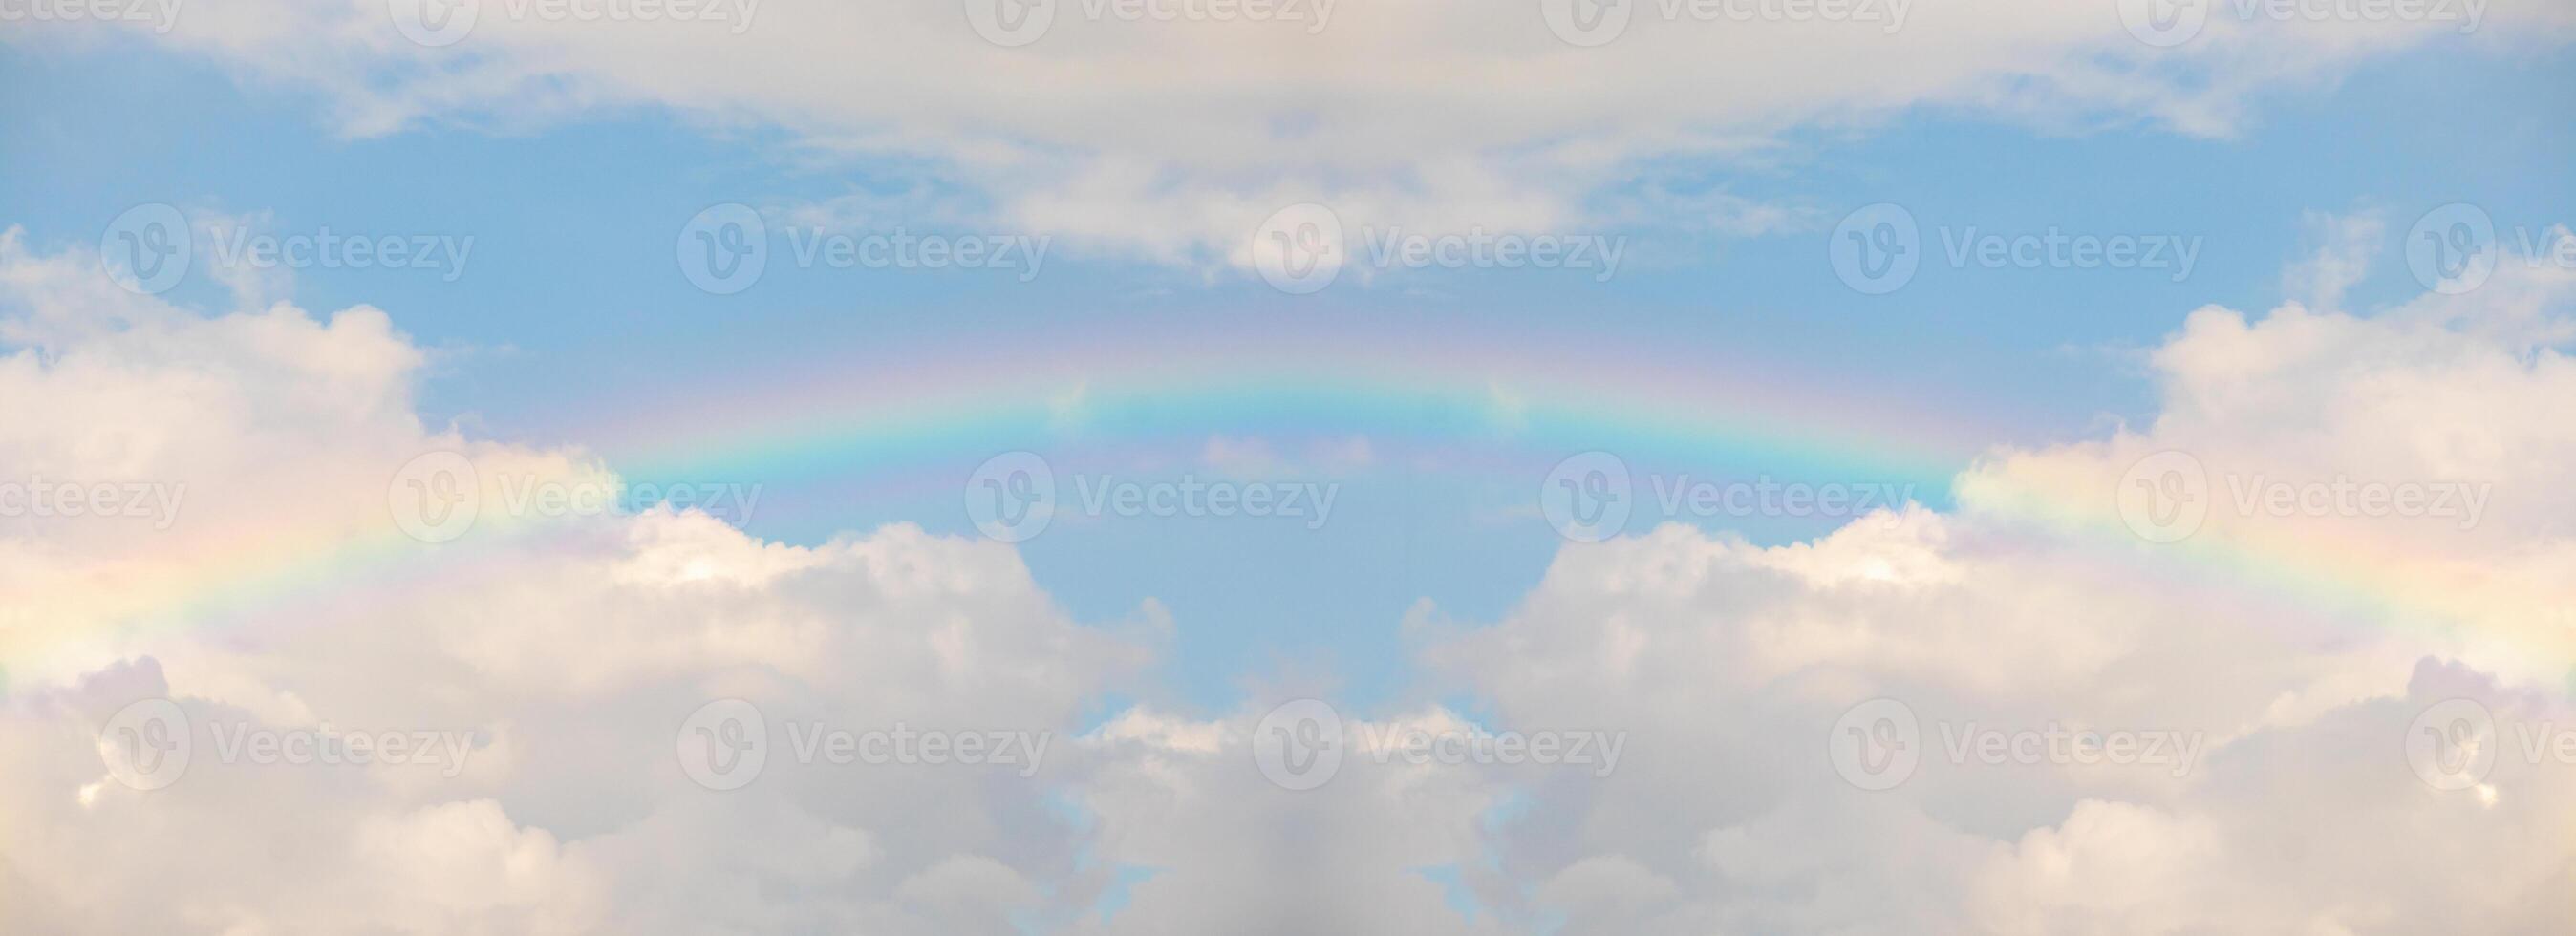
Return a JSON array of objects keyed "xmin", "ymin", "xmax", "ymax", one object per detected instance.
[{"xmin": 29, "ymin": 0, "xmax": 2575, "ymax": 264}]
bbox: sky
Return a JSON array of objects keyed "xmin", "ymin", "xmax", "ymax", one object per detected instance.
[{"xmin": 3, "ymin": 2, "xmax": 2574, "ymax": 933}]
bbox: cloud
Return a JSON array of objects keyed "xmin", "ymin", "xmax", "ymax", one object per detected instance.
[
  {"xmin": 5, "ymin": 220, "xmax": 2573, "ymax": 930},
  {"xmin": 34, "ymin": 0, "xmax": 2576, "ymax": 264}
]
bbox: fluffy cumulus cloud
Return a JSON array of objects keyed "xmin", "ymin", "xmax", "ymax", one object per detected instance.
[
  {"xmin": 6, "ymin": 223, "xmax": 2575, "ymax": 927},
  {"xmin": 1406, "ymin": 232, "xmax": 2576, "ymax": 932},
  {"xmin": 0, "ymin": 227, "xmax": 1151, "ymax": 932},
  {"xmin": 15, "ymin": 0, "xmax": 2573, "ymax": 262}
]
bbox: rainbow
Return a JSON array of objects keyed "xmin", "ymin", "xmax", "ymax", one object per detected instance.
[{"xmin": 11, "ymin": 315, "xmax": 2568, "ymax": 696}]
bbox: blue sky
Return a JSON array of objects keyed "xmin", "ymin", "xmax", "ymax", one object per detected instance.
[
  {"xmin": 7, "ymin": 6, "xmax": 2575, "ymax": 933},
  {"xmin": 9, "ymin": 28, "xmax": 2571, "ymax": 712}
]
